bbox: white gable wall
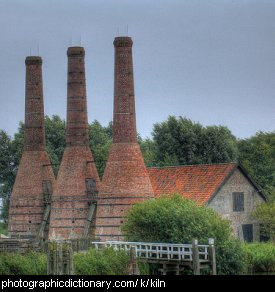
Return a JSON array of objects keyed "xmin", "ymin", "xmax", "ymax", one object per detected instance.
[{"xmin": 207, "ymin": 168, "xmax": 265, "ymax": 241}]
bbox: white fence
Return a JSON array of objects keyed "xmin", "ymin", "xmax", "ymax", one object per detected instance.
[{"xmin": 92, "ymin": 240, "xmax": 210, "ymax": 262}]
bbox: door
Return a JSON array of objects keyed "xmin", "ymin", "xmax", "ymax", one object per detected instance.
[{"xmin": 242, "ymin": 224, "xmax": 253, "ymax": 242}]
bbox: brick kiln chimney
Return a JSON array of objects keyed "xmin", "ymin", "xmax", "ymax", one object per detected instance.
[
  {"xmin": 49, "ymin": 47, "xmax": 100, "ymax": 240},
  {"xmin": 95, "ymin": 37, "xmax": 154, "ymax": 241},
  {"xmin": 8, "ymin": 56, "xmax": 55, "ymax": 240}
]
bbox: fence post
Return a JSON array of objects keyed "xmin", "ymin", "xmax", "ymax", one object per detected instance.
[
  {"xmin": 208, "ymin": 238, "xmax": 216, "ymax": 275},
  {"xmin": 127, "ymin": 245, "xmax": 140, "ymax": 275},
  {"xmin": 47, "ymin": 241, "xmax": 73, "ymax": 275},
  {"xmin": 192, "ymin": 239, "xmax": 200, "ymax": 275}
]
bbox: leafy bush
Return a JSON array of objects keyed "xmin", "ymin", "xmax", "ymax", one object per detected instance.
[
  {"xmin": 0, "ymin": 248, "xmax": 149, "ymax": 275},
  {"xmin": 74, "ymin": 247, "xmax": 130, "ymax": 275},
  {"xmin": 0, "ymin": 222, "xmax": 7, "ymax": 235},
  {"xmin": 0, "ymin": 252, "xmax": 47, "ymax": 275},
  {"xmin": 251, "ymin": 202, "xmax": 275, "ymax": 242},
  {"xmin": 122, "ymin": 194, "xmax": 245, "ymax": 275},
  {"xmin": 243, "ymin": 243, "xmax": 275, "ymax": 273},
  {"xmin": 74, "ymin": 247, "xmax": 149, "ymax": 275},
  {"xmin": 216, "ymin": 239, "xmax": 245, "ymax": 275}
]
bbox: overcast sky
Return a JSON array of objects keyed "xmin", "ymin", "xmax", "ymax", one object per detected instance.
[{"xmin": 0, "ymin": 0, "xmax": 274, "ymax": 140}]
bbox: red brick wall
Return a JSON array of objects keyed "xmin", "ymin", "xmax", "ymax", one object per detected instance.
[
  {"xmin": 8, "ymin": 57, "xmax": 55, "ymax": 239},
  {"xmin": 24, "ymin": 56, "xmax": 45, "ymax": 151},
  {"xmin": 113, "ymin": 37, "xmax": 137, "ymax": 143},
  {"xmin": 66, "ymin": 47, "xmax": 89, "ymax": 147},
  {"xmin": 49, "ymin": 47, "xmax": 100, "ymax": 240},
  {"xmin": 95, "ymin": 37, "xmax": 154, "ymax": 241}
]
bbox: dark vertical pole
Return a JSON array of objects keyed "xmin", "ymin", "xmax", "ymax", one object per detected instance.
[
  {"xmin": 176, "ymin": 264, "xmax": 180, "ymax": 275},
  {"xmin": 208, "ymin": 238, "xmax": 216, "ymax": 275},
  {"xmin": 192, "ymin": 239, "xmax": 200, "ymax": 275}
]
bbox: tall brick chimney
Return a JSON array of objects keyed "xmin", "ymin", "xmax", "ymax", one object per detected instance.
[
  {"xmin": 95, "ymin": 37, "xmax": 154, "ymax": 241},
  {"xmin": 49, "ymin": 47, "xmax": 100, "ymax": 240},
  {"xmin": 8, "ymin": 56, "xmax": 55, "ymax": 240}
]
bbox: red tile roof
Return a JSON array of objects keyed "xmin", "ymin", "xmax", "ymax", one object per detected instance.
[{"xmin": 147, "ymin": 163, "xmax": 236, "ymax": 204}]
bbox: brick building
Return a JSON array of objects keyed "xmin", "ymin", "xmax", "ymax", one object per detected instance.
[
  {"xmin": 7, "ymin": 38, "xmax": 267, "ymax": 243},
  {"xmin": 48, "ymin": 47, "xmax": 100, "ymax": 240},
  {"xmin": 8, "ymin": 56, "xmax": 55, "ymax": 240},
  {"xmin": 94, "ymin": 37, "xmax": 155, "ymax": 241},
  {"xmin": 148, "ymin": 163, "xmax": 266, "ymax": 242}
]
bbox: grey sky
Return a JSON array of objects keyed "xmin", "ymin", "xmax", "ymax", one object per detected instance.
[{"xmin": 0, "ymin": 0, "xmax": 274, "ymax": 140}]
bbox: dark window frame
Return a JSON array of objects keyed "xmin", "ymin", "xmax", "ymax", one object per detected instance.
[{"xmin": 233, "ymin": 192, "xmax": 244, "ymax": 212}]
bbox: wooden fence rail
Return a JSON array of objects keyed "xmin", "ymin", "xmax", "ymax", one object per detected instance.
[
  {"xmin": 93, "ymin": 241, "xmax": 208, "ymax": 262},
  {"xmin": 92, "ymin": 239, "xmax": 216, "ymax": 275}
]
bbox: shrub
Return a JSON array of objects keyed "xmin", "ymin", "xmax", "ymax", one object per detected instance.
[
  {"xmin": 216, "ymin": 239, "xmax": 245, "ymax": 275},
  {"xmin": 0, "ymin": 222, "xmax": 7, "ymax": 235},
  {"xmin": 243, "ymin": 242, "xmax": 275, "ymax": 274},
  {"xmin": 122, "ymin": 194, "xmax": 245, "ymax": 275},
  {"xmin": 0, "ymin": 252, "xmax": 47, "ymax": 275},
  {"xmin": 73, "ymin": 247, "xmax": 130, "ymax": 275},
  {"xmin": 251, "ymin": 202, "xmax": 275, "ymax": 243},
  {"xmin": 0, "ymin": 248, "xmax": 149, "ymax": 275}
]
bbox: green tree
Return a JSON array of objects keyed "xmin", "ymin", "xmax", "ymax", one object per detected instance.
[
  {"xmin": 122, "ymin": 195, "xmax": 245, "ymax": 275},
  {"xmin": 139, "ymin": 137, "xmax": 158, "ymax": 167},
  {"xmin": 88, "ymin": 120, "xmax": 112, "ymax": 178},
  {"xmin": 238, "ymin": 131, "xmax": 275, "ymax": 200},
  {"xmin": 45, "ymin": 115, "xmax": 66, "ymax": 175},
  {"xmin": 251, "ymin": 202, "xmax": 275, "ymax": 242},
  {"xmin": 152, "ymin": 116, "xmax": 238, "ymax": 166},
  {"xmin": 0, "ymin": 130, "xmax": 16, "ymax": 222}
]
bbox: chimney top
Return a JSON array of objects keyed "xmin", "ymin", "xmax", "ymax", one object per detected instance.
[
  {"xmin": 67, "ymin": 46, "xmax": 85, "ymax": 57},
  {"xmin": 25, "ymin": 56, "xmax": 42, "ymax": 65},
  {"xmin": 113, "ymin": 37, "xmax": 133, "ymax": 47}
]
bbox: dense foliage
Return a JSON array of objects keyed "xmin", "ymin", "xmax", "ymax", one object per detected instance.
[
  {"xmin": 0, "ymin": 248, "xmax": 149, "ymax": 275},
  {"xmin": 243, "ymin": 242, "xmax": 275, "ymax": 274},
  {"xmin": 238, "ymin": 131, "xmax": 275, "ymax": 200},
  {"xmin": 122, "ymin": 195, "xmax": 245, "ymax": 275},
  {"xmin": 151, "ymin": 116, "xmax": 238, "ymax": 166},
  {"xmin": 74, "ymin": 248, "xmax": 130, "ymax": 275},
  {"xmin": 0, "ymin": 130, "xmax": 18, "ymax": 221},
  {"xmin": 0, "ymin": 222, "xmax": 7, "ymax": 235},
  {"xmin": 88, "ymin": 120, "xmax": 112, "ymax": 178},
  {"xmin": 0, "ymin": 252, "xmax": 47, "ymax": 275},
  {"xmin": 71, "ymin": 246, "xmax": 148, "ymax": 275},
  {"xmin": 251, "ymin": 202, "xmax": 275, "ymax": 242}
]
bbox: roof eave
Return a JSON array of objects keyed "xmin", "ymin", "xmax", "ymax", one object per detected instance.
[{"xmin": 207, "ymin": 162, "xmax": 268, "ymax": 204}]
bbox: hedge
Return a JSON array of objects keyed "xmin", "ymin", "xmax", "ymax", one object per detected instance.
[{"xmin": 243, "ymin": 242, "xmax": 275, "ymax": 274}]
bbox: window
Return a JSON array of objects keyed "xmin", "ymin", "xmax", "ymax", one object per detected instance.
[
  {"xmin": 233, "ymin": 192, "xmax": 244, "ymax": 212},
  {"xmin": 242, "ymin": 224, "xmax": 253, "ymax": 242}
]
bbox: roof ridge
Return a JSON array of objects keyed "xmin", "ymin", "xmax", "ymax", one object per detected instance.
[{"xmin": 147, "ymin": 162, "xmax": 237, "ymax": 170}]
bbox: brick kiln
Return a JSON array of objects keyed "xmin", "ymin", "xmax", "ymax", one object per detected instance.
[
  {"xmin": 8, "ymin": 56, "xmax": 55, "ymax": 240},
  {"xmin": 48, "ymin": 47, "xmax": 100, "ymax": 240},
  {"xmin": 95, "ymin": 37, "xmax": 154, "ymax": 241}
]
